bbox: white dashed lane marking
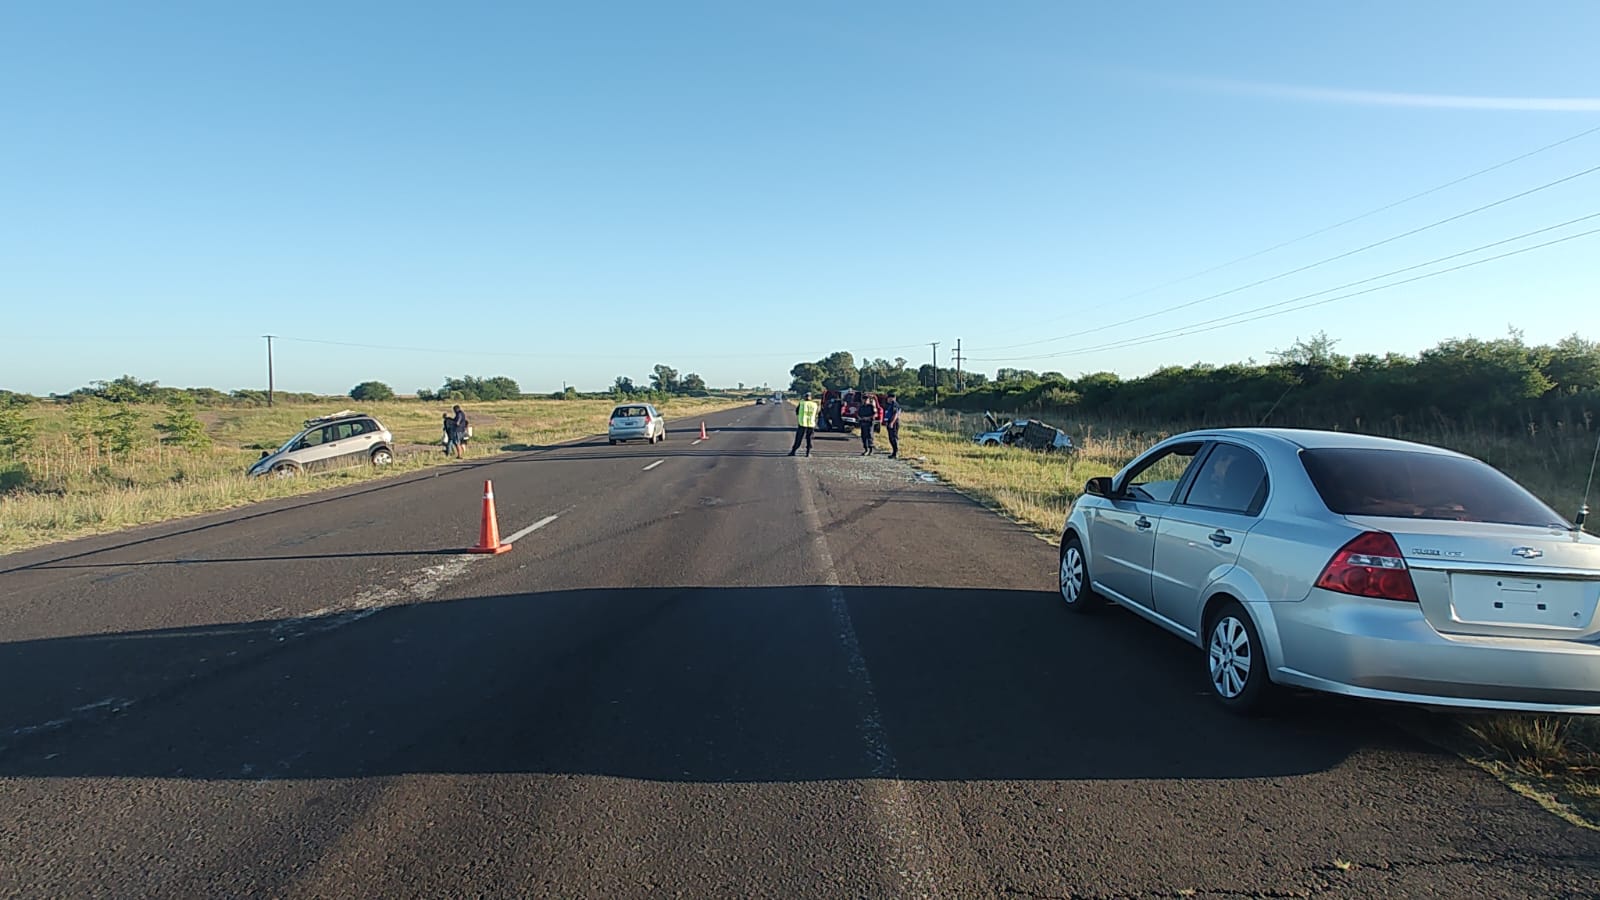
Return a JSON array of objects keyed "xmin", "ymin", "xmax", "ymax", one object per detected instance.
[
  {"xmin": 642, "ymin": 460, "xmax": 664, "ymax": 471},
  {"xmin": 502, "ymin": 514, "xmax": 560, "ymax": 545}
]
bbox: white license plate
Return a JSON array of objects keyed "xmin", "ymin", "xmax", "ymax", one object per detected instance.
[{"xmin": 1449, "ymin": 575, "xmax": 1599, "ymax": 630}]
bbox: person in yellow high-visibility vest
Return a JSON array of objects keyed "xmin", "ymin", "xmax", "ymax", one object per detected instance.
[{"xmin": 789, "ymin": 392, "xmax": 820, "ymax": 457}]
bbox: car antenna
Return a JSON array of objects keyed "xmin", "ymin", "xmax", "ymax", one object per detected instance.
[{"xmin": 1578, "ymin": 427, "xmax": 1600, "ymax": 532}]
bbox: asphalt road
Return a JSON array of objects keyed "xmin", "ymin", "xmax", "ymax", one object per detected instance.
[{"xmin": 3, "ymin": 402, "xmax": 1599, "ymax": 898}]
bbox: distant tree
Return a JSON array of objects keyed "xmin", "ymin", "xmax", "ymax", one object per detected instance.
[
  {"xmin": 681, "ymin": 372, "xmax": 707, "ymax": 392},
  {"xmin": 73, "ymin": 375, "xmax": 162, "ymax": 403},
  {"xmin": 416, "ymin": 388, "xmax": 437, "ymax": 402},
  {"xmin": 818, "ymin": 351, "xmax": 858, "ymax": 391},
  {"xmin": 650, "ymin": 365, "xmax": 681, "ymax": 393},
  {"xmin": 789, "ymin": 362, "xmax": 825, "ymax": 395},
  {"xmin": 613, "ymin": 376, "xmax": 637, "ymax": 394},
  {"xmin": 350, "ymin": 381, "xmax": 396, "ymax": 402},
  {"xmin": 438, "ymin": 375, "xmax": 521, "ymax": 401}
]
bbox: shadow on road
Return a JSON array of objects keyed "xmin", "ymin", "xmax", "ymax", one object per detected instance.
[{"xmin": 0, "ymin": 586, "xmax": 1405, "ymax": 783}]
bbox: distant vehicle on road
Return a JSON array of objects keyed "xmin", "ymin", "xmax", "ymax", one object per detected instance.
[
  {"xmin": 609, "ymin": 403, "xmax": 667, "ymax": 444},
  {"xmin": 1057, "ymin": 427, "xmax": 1600, "ymax": 716},
  {"xmin": 755, "ymin": 397, "xmax": 766, "ymax": 405},
  {"xmin": 975, "ymin": 413, "xmax": 1074, "ymax": 452},
  {"xmin": 248, "ymin": 410, "xmax": 394, "ymax": 478}
]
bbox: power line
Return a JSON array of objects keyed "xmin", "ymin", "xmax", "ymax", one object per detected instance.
[
  {"xmin": 972, "ymin": 223, "xmax": 1600, "ymax": 363},
  {"xmin": 971, "ymin": 160, "xmax": 1600, "ymax": 355},
  {"xmin": 271, "ymin": 334, "xmax": 929, "ymax": 361},
  {"xmin": 971, "ymin": 211, "xmax": 1600, "ymax": 362},
  {"xmin": 1011, "ymin": 122, "xmax": 1600, "ymax": 336}
]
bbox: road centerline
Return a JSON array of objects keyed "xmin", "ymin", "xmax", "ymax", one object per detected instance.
[
  {"xmin": 642, "ymin": 460, "xmax": 664, "ymax": 471},
  {"xmin": 501, "ymin": 515, "xmax": 559, "ymax": 546}
]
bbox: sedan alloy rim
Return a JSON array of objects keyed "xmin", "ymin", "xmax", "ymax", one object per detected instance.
[
  {"xmin": 1060, "ymin": 548, "xmax": 1083, "ymax": 603},
  {"xmin": 1209, "ymin": 616, "xmax": 1251, "ymax": 698}
]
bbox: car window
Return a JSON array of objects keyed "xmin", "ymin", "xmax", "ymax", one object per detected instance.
[
  {"xmin": 1301, "ymin": 448, "xmax": 1568, "ymax": 528},
  {"xmin": 1182, "ymin": 443, "xmax": 1268, "ymax": 515},
  {"xmin": 333, "ymin": 422, "xmax": 361, "ymax": 440},
  {"xmin": 612, "ymin": 406, "xmax": 648, "ymax": 418},
  {"xmin": 1120, "ymin": 442, "xmax": 1204, "ymax": 503},
  {"xmin": 300, "ymin": 427, "xmax": 329, "ymax": 447}
]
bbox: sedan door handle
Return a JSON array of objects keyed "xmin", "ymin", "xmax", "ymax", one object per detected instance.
[
  {"xmin": 1209, "ymin": 530, "xmax": 1232, "ymax": 545},
  {"xmin": 1135, "ymin": 516, "xmax": 1153, "ymax": 531}
]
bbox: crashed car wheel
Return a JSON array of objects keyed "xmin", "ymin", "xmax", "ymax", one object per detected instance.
[
  {"xmin": 271, "ymin": 462, "xmax": 299, "ymax": 479},
  {"xmin": 981, "ymin": 439, "xmax": 1000, "ymax": 447}
]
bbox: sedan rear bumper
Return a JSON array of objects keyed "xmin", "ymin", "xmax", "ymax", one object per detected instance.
[{"xmin": 1267, "ymin": 590, "xmax": 1600, "ymax": 714}]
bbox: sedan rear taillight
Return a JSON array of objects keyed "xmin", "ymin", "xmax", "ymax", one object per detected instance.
[{"xmin": 1315, "ymin": 531, "xmax": 1419, "ymax": 602}]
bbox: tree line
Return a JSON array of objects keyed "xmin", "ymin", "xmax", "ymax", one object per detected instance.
[{"xmin": 790, "ymin": 331, "xmax": 1599, "ymax": 433}]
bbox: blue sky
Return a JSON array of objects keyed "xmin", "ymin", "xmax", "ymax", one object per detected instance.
[{"xmin": 3, "ymin": 1, "xmax": 1596, "ymax": 396}]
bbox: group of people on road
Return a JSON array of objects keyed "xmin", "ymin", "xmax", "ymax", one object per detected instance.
[
  {"xmin": 788, "ymin": 391, "xmax": 900, "ymax": 459},
  {"xmin": 441, "ymin": 405, "xmax": 470, "ymax": 458}
]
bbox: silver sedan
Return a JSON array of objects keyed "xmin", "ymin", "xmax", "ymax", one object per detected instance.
[{"xmin": 1057, "ymin": 428, "xmax": 1600, "ymax": 715}]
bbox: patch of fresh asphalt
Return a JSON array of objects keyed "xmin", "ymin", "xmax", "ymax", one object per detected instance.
[{"xmin": 2, "ymin": 403, "xmax": 1600, "ymax": 898}]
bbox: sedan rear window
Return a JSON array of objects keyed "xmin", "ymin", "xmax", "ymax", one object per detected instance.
[
  {"xmin": 612, "ymin": 406, "xmax": 649, "ymax": 418},
  {"xmin": 1300, "ymin": 448, "xmax": 1568, "ymax": 528}
]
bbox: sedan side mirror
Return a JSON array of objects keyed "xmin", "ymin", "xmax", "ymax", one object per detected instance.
[{"xmin": 1085, "ymin": 476, "xmax": 1113, "ymax": 498}]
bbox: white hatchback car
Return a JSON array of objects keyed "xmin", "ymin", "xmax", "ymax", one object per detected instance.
[
  {"xmin": 608, "ymin": 403, "xmax": 667, "ymax": 444},
  {"xmin": 248, "ymin": 411, "xmax": 394, "ymax": 477}
]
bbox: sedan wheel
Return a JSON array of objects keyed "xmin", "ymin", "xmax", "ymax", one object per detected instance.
[
  {"xmin": 271, "ymin": 463, "xmax": 298, "ymax": 479},
  {"xmin": 1058, "ymin": 536, "xmax": 1101, "ymax": 614},
  {"xmin": 371, "ymin": 448, "xmax": 393, "ymax": 466},
  {"xmin": 1206, "ymin": 601, "xmax": 1278, "ymax": 715}
]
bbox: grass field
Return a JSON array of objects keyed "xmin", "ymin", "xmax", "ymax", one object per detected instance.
[
  {"xmin": 902, "ymin": 407, "xmax": 1600, "ymax": 825},
  {"xmin": 0, "ymin": 396, "xmax": 741, "ymax": 554}
]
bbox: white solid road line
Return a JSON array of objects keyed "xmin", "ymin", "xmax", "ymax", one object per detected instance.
[
  {"xmin": 642, "ymin": 460, "xmax": 664, "ymax": 471},
  {"xmin": 501, "ymin": 514, "xmax": 560, "ymax": 545},
  {"xmin": 796, "ymin": 468, "xmax": 939, "ymax": 896},
  {"xmin": 691, "ymin": 439, "xmax": 703, "ymax": 445}
]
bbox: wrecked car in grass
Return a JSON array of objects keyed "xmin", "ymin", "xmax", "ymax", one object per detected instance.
[{"xmin": 974, "ymin": 413, "xmax": 1074, "ymax": 452}]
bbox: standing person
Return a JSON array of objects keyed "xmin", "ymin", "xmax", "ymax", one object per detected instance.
[
  {"xmin": 859, "ymin": 393, "xmax": 878, "ymax": 455},
  {"xmin": 882, "ymin": 392, "xmax": 901, "ymax": 459},
  {"xmin": 451, "ymin": 405, "xmax": 470, "ymax": 459},
  {"xmin": 441, "ymin": 413, "xmax": 454, "ymax": 456},
  {"xmin": 789, "ymin": 391, "xmax": 819, "ymax": 457}
]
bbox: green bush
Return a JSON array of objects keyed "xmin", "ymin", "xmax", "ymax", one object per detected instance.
[
  {"xmin": 350, "ymin": 381, "xmax": 396, "ymax": 402},
  {"xmin": 0, "ymin": 405, "xmax": 36, "ymax": 455},
  {"xmin": 156, "ymin": 395, "xmax": 212, "ymax": 450}
]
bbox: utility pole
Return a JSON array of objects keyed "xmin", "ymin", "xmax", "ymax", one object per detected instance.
[
  {"xmin": 953, "ymin": 339, "xmax": 964, "ymax": 392},
  {"xmin": 263, "ymin": 335, "xmax": 276, "ymax": 407},
  {"xmin": 930, "ymin": 341, "xmax": 940, "ymax": 406}
]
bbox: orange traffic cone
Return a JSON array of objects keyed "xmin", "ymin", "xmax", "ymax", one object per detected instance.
[
  {"xmin": 468, "ymin": 479, "xmax": 513, "ymax": 554},
  {"xmin": 699, "ymin": 421, "xmax": 709, "ymax": 440}
]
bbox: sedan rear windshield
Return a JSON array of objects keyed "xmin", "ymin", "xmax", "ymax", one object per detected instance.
[
  {"xmin": 612, "ymin": 406, "xmax": 649, "ymax": 418},
  {"xmin": 1300, "ymin": 448, "xmax": 1568, "ymax": 528}
]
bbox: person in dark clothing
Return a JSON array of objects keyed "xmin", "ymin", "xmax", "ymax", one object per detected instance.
[
  {"xmin": 442, "ymin": 413, "xmax": 455, "ymax": 455},
  {"xmin": 859, "ymin": 393, "xmax": 878, "ymax": 455},
  {"xmin": 451, "ymin": 405, "xmax": 469, "ymax": 459},
  {"xmin": 882, "ymin": 393, "xmax": 901, "ymax": 458}
]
